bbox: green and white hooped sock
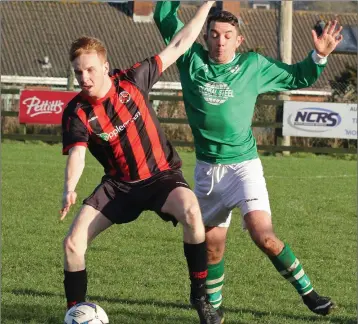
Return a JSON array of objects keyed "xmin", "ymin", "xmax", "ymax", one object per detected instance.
[
  {"xmin": 206, "ymin": 259, "xmax": 225, "ymax": 309},
  {"xmin": 270, "ymin": 244, "xmax": 313, "ymax": 296}
]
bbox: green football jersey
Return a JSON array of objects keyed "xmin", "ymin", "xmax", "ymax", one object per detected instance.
[{"xmin": 154, "ymin": 1, "xmax": 327, "ymax": 164}]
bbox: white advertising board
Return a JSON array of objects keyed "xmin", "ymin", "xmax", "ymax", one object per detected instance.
[{"xmin": 283, "ymin": 101, "xmax": 357, "ymax": 139}]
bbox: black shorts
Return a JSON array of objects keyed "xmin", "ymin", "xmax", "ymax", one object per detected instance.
[{"xmin": 83, "ymin": 169, "xmax": 190, "ymax": 226}]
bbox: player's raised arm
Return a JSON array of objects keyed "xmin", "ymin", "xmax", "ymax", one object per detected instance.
[
  {"xmin": 158, "ymin": 1, "xmax": 215, "ymax": 72},
  {"xmin": 257, "ymin": 19, "xmax": 344, "ymax": 94}
]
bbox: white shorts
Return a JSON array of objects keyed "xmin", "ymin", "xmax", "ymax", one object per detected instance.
[{"xmin": 194, "ymin": 158, "xmax": 271, "ymax": 229}]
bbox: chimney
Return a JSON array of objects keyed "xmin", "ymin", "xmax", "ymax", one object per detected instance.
[
  {"xmin": 217, "ymin": 1, "xmax": 241, "ymax": 19},
  {"xmin": 133, "ymin": 1, "xmax": 153, "ymax": 23}
]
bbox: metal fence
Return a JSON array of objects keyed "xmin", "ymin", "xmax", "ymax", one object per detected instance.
[{"xmin": 1, "ymin": 88, "xmax": 356, "ymax": 155}]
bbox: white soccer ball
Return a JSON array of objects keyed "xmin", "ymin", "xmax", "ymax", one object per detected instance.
[{"xmin": 64, "ymin": 302, "xmax": 109, "ymax": 324}]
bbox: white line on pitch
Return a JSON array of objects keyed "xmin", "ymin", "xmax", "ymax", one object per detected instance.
[{"xmin": 266, "ymin": 175, "xmax": 356, "ymax": 179}]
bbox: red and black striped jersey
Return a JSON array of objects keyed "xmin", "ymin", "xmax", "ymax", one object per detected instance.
[{"xmin": 62, "ymin": 55, "xmax": 182, "ymax": 182}]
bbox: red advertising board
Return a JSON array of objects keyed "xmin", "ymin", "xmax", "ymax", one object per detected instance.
[{"xmin": 19, "ymin": 90, "xmax": 78, "ymax": 124}]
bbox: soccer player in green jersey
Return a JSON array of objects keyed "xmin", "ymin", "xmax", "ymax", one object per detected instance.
[{"xmin": 154, "ymin": 2, "xmax": 343, "ymax": 321}]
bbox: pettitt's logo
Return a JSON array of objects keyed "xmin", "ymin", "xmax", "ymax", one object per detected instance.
[
  {"xmin": 22, "ymin": 96, "xmax": 64, "ymax": 117},
  {"xmin": 119, "ymin": 91, "xmax": 131, "ymax": 104}
]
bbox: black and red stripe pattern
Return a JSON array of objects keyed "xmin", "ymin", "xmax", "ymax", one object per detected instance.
[{"xmin": 62, "ymin": 55, "xmax": 181, "ymax": 181}]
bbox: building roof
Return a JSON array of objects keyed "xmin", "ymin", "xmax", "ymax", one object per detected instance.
[{"xmin": 1, "ymin": 1, "xmax": 357, "ymax": 92}]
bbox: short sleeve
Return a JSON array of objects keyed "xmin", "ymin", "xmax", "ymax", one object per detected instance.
[
  {"xmin": 123, "ymin": 56, "xmax": 162, "ymax": 93},
  {"xmin": 62, "ymin": 110, "xmax": 89, "ymax": 155}
]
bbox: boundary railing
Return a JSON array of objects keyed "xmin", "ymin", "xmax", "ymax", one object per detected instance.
[{"xmin": 1, "ymin": 91, "xmax": 356, "ymax": 155}]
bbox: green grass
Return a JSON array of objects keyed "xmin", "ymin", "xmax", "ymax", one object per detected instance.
[{"xmin": 2, "ymin": 142, "xmax": 357, "ymax": 324}]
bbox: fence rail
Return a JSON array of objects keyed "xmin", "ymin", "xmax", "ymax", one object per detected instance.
[
  {"xmin": 1, "ymin": 133, "xmax": 355, "ymax": 154},
  {"xmin": 1, "ymin": 93, "xmax": 356, "ymax": 155}
]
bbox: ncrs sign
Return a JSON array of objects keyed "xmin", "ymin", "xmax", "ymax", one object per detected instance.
[{"xmin": 283, "ymin": 102, "xmax": 357, "ymax": 139}]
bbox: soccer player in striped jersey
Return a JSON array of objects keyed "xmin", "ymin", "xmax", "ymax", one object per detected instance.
[
  {"xmin": 59, "ymin": 2, "xmax": 223, "ymax": 323},
  {"xmin": 154, "ymin": 2, "xmax": 343, "ymax": 321}
]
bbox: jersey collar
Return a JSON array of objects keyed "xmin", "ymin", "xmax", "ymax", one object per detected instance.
[
  {"xmin": 208, "ymin": 53, "xmax": 237, "ymax": 65},
  {"xmin": 80, "ymin": 79, "xmax": 115, "ymax": 105}
]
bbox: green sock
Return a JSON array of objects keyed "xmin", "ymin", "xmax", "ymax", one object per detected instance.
[
  {"xmin": 206, "ymin": 259, "xmax": 225, "ymax": 309},
  {"xmin": 270, "ymin": 244, "xmax": 313, "ymax": 296}
]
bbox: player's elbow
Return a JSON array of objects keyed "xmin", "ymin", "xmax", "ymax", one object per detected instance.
[{"xmin": 171, "ymin": 38, "xmax": 190, "ymax": 58}]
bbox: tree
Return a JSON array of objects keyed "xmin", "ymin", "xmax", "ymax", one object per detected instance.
[
  {"xmin": 328, "ymin": 64, "xmax": 357, "ymax": 150},
  {"xmin": 330, "ymin": 64, "xmax": 357, "ymax": 103}
]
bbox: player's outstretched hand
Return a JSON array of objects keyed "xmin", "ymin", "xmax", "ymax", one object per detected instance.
[
  {"xmin": 312, "ymin": 20, "xmax": 343, "ymax": 57},
  {"xmin": 60, "ymin": 191, "xmax": 77, "ymax": 221}
]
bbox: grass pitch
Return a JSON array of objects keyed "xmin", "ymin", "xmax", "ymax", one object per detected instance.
[{"xmin": 1, "ymin": 142, "xmax": 356, "ymax": 323}]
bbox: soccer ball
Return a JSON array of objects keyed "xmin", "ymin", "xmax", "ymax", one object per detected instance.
[{"xmin": 64, "ymin": 302, "xmax": 109, "ymax": 324}]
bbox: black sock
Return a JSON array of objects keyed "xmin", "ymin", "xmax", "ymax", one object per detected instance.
[
  {"xmin": 64, "ymin": 269, "xmax": 87, "ymax": 309},
  {"xmin": 184, "ymin": 242, "xmax": 208, "ymax": 299}
]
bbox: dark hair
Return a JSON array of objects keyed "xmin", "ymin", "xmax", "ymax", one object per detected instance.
[{"xmin": 207, "ymin": 10, "xmax": 240, "ymax": 33}]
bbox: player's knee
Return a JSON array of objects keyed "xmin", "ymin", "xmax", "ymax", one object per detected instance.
[
  {"xmin": 63, "ymin": 235, "xmax": 87, "ymax": 257},
  {"xmin": 179, "ymin": 204, "xmax": 202, "ymax": 228},
  {"xmin": 207, "ymin": 247, "xmax": 223, "ymax": 264},
  {"xmin": 257, "ymin": 234, "xmax": 282, "ymax": 255}
]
